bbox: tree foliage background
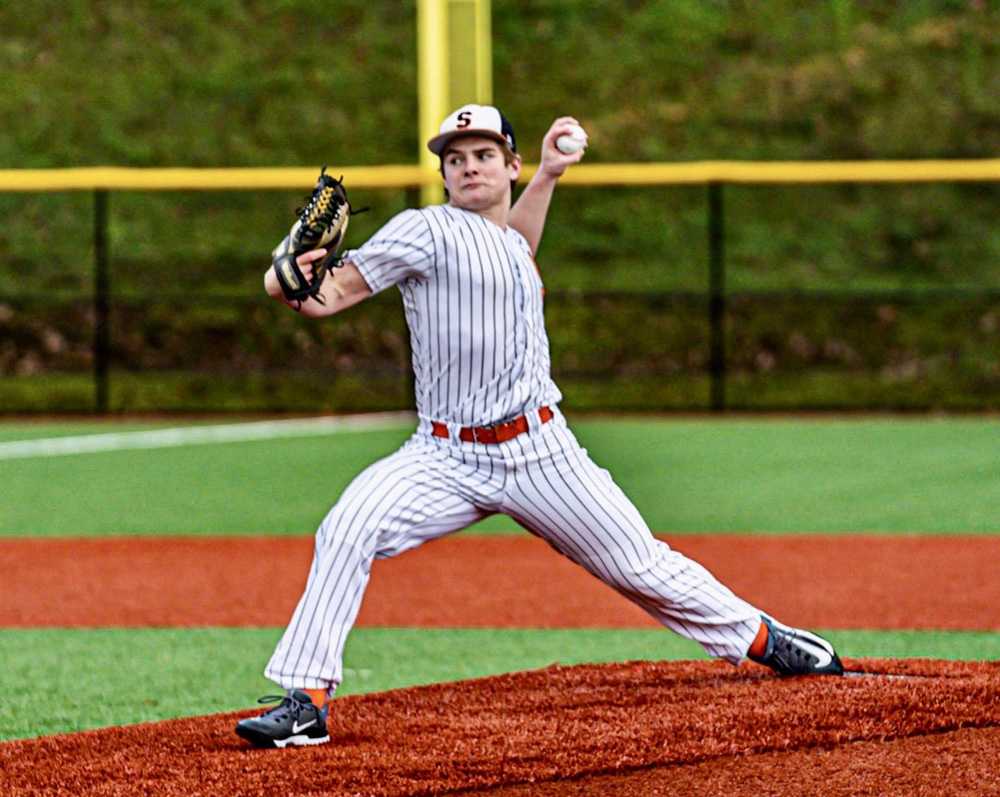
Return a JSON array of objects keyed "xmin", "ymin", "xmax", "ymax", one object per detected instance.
[{"xmin": 1, "ymin": 0, "xmax": 997, "ymax": 410}]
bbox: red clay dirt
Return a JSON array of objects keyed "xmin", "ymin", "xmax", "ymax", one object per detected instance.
[
  {"xmin": 4, "ymin": 534, "xmax": 1000, "ymax": 795},
  {"xmin": 2, "ymin": 534, "xmax": 999, "ymax": 629},
  {"xmin": 3, "ymin": 659, "xmax": 1000, "ymax": 796}
]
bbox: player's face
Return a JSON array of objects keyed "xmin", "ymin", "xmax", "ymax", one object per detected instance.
[{"xmin": 441, "ymin": 137, "xmax": 520, "ymax": 215}]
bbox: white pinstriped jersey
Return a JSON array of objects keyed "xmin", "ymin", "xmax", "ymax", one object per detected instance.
[
  {"xmin": 264, "ymin": 200, "xmax": 766, "ymax": 698},
  {"xmin": 345, "ymin": 204, "xmax": 562, "ymax": 427}
]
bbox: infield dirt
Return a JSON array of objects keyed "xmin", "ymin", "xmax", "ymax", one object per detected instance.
[
  {"xmin": 2, "ymin": 534, "xmax": 999, "ymax": 628},
  {"xmin": 3, "ymin": 534, "xmax": 1000, "ymax": 794},
  {"xmin": 3, "ymin": 659, "xmax": 999, "ymax": 796}
]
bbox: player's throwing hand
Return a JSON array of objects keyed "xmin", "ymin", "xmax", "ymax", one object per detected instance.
[{"xmin": 538, "ymin": 116, "xmax": 587, "ymax": 178}]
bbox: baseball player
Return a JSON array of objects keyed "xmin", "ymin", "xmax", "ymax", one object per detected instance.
[{"xmin": 236, "ymin": 105, "xmax": 844, "ymax": 749}]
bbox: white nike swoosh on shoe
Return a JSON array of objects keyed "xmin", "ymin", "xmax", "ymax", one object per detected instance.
[{"xmin": 291, "ymin": 719, "xmax": 317, "ymax": 734}]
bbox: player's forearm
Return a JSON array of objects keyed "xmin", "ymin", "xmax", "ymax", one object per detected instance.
[
  {"xmin": 509, "ymin": 170, "xmax": 559, "ymax": 256},
  {"xmin": 264, "ymin": 260, "xmax": 372, "ymax": 318}
]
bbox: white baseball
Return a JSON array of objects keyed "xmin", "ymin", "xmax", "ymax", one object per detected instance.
[{"xmin": 555, "ymin": 124, "xmax": 588, "ymax": 155}]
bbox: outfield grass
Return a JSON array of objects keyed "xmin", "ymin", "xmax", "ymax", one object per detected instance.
[
  {"xmin": 1, "ymin": 417, "xmax": 997, "ymax": 535},
  {"xmin": 2, "ymin": 627, "xmax": 998, "ymax": 742},
  {"xmin": 3, "ymin": 417, "xmax": 996, "ymax": 742}
]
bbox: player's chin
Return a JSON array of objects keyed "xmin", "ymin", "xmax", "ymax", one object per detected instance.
[{"xmin": 453, "ymin": 187, "xmax": 494, "ymax": 210}]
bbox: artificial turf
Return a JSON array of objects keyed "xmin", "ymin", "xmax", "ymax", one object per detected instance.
[
  {"xmin": 2, "ymin": 417, "xmax": 996, "ymax": 742},
  {"xmin": 1, "ymin": 417, "xmax": 997, "ymax": 536},
  {"xmin": 2, "ymin": 626, "xmax": 999, "ymax": 741}
]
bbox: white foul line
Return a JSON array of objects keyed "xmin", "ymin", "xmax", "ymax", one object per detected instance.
[{"xmin": 0, "ymin": 412, "xmax": 417, "ymax": 461}]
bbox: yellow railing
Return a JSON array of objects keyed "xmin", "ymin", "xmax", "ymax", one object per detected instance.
[{"xmin": 1, "ymin": 160, "xmax": 998, "ymax": 191}]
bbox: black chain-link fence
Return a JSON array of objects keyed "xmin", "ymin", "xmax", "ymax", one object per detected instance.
[
  {"xmin": 2, "ymin": 284, "xmax": 997, "ymax": 413},
  {"xmin": 2, "ymin": 180, "xmax": 997, "ymax": 414}
]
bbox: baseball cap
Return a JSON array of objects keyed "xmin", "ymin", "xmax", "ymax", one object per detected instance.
[{"xmin": 427, "ymin": 104, "xmax": 517, "ymax": 156}]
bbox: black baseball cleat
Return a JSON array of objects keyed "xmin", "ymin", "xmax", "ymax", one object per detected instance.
[
  {"xmin": 235, "ymin": 690, "xmax": 330, "ymax": 748},
  {"xmin": 749, "ymin": 615, "xmax": 844, "ymax": 676}
]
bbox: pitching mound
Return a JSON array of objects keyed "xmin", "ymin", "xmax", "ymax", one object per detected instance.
[{"xmin": 4, "ymin": 659, "xmax": 1000, "ymax": 796}]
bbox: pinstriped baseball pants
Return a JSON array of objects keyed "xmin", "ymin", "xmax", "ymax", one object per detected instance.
[{"xmin": 265, "ymin": 408, "xmax": 763, "ymax": 693}]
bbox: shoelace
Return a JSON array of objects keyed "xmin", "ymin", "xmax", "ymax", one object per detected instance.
[
  {"xmin": 255, "ymin": 693, "xmax": 309, "ymax": 721},
  {"xmin": 299, "ymin": 176, "xmax": 340, "ymax": 222},
  {"xmin": 294, "ymin": 166, "xmax": 369, "ymax": 226}
]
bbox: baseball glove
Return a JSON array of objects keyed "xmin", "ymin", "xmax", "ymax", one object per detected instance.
[{"xmin": 271, "ymin": 167, "xmax": 358, "ymax": 305}]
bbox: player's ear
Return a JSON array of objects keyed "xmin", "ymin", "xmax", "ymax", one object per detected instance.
[
  {"xmin": 507, "ymin": 153, "xmax": 522, "ymax": 181},
  {"xmin": 438, "ymin": 159, "xmax": 452, "ymax": 200}
]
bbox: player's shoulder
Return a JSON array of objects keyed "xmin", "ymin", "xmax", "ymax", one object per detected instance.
[
  {"xmin": 389, "ymin": 204, "xmax": 464, "ymax": 244},
  {"xmin": 421, "ymin": 204, "xmax": 519, "ymax": 238},
  {"xmin": 417, "ymin": 204, "xmax": 459, "ymax": 228},
  {"xmin": 371, "ymin": 206, "xmax": 435, "ymax": 242},
  {"xmin": 383, "ymin": 206, "xmax": 430, "ymax": 228},
  {"xmin": 391, "ymin": 205, "xmax": 462, "ymax": 233}
]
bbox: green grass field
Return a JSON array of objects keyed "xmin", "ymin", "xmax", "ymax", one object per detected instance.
[
  {"xmin": 2, "ymin": 416, "xmax": 998, "ymax": 741},
  {"xmin": 2, "ymin": 416, "xmax": 997, "ymax": 536},
  {"xmin": 3, "ymin": 627, "xmax": 999, "ymax": 741}
]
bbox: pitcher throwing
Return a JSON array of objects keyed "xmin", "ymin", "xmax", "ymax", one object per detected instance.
[{"xmin": 236, "ymin": 105, "xmax": 843, "ymax": 749}]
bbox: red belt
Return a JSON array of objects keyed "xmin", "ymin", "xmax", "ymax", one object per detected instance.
[{"xmin": 432, "ymin": 406, "xmax": 554, "ymax": 444}]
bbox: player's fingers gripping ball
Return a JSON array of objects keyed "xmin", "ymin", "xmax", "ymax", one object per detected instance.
[
  {"xmin": 272, "ymin": 168, "xmax": 362, "ymax": 305},
  {"xmin": 555, "ymin": 123, "xmax": 588, "ymax": 154}
]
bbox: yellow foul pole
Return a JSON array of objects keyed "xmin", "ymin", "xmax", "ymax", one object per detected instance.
[
  {"xmin": 476, "ymin": 0, "xmax": 492, "ymax": 104},
  {"xmin": 418, "ymin": 0, "xmax": 448, "ymax": 206},
  {"xmin": 418, "ymin": 0, "xmax": 492, "ymax": 207},
  {"xmin": 447, "ymin": 0, "xmax": 492, "ymax": 107}
]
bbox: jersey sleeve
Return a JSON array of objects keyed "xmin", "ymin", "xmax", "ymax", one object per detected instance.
[{"xmin": 343, "ymin": 209, "xmax": 436, "ymax": 294}]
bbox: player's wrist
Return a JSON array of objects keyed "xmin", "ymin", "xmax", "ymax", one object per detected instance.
[
  {"xmin": 530, "ymin": 165, "xmax": 562, "ymax": 188},
  {"xmin": 531, "ymin": 159, "xmax": 566, "ymax": 183}
]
